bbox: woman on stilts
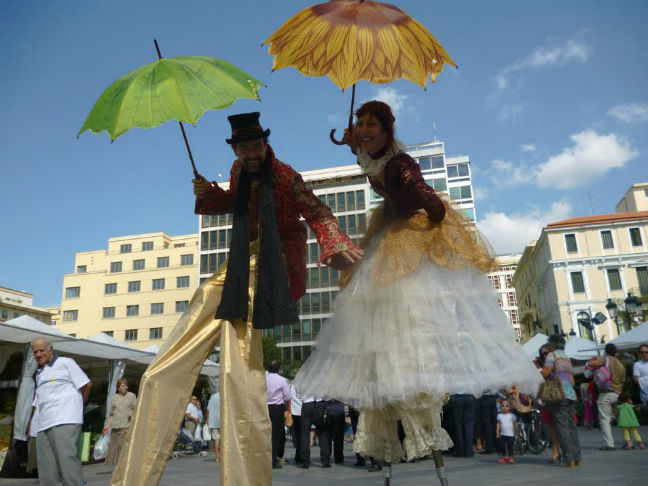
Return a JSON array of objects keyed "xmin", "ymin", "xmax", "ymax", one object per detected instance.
[{"xmin": 294, "ymin": 101, "xmax": 543, "ymax": 486}]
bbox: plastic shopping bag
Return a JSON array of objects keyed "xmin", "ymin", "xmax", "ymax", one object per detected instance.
[{"xmin": 93, "ymin": 431, "xmax": 110, "ymax": 461}]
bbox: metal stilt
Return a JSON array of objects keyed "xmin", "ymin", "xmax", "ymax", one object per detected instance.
[
  {"xmin": 432, "ymin": 450, "xmax": 449, "ymax": 486},
  {"xmin": 382, "ymin": 461, "xmax": 392, "ymax": 486}
]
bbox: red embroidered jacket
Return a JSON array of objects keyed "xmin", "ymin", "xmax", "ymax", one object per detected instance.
[{"xmin": 195, "ymin": 146, "xmax": 359, "ymax": 301}]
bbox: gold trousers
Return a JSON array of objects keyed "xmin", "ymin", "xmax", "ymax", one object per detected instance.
[{"xmin": 111, "ymin": 250, "xmax": 271, "ymax": 486}]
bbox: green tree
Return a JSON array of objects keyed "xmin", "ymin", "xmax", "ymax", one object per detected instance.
[{"xmin": 262, "ymin": 336, "xmax": 282, "ymax": 370}]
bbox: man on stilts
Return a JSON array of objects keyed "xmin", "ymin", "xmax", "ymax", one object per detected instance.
[{"xmin": 111, "ymin": 112, "xmax": 362, "ymax": 486}]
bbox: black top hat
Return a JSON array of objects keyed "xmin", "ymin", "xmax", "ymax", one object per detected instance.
[{"xmin": 225, "ymin": 112, "xmax": 270, "ymax": 145}]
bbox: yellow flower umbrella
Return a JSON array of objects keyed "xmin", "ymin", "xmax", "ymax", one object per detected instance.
[{"xmin": 264, "ymin": 0, "xmax": 457, "ymax": 143}]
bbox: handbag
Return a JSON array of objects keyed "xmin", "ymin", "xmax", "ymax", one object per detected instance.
[
  {"xmin": 540, "ymin": 378, "xmax": 565, "ymax": 404},
  {"xmin": 284, "ymin": 410, "xmax": 294, "ymax": 428},
  {"xmin": 593, "ymin": 357, "xmax": 613, "ymax": 391}
]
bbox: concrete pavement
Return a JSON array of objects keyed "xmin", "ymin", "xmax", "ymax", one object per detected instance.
[{"xmin": 2, "ymin": 425, "xmax": 645, "ymax": 485}]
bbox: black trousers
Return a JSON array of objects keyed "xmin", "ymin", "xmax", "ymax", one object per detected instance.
[
  {"xmin": 479, "ymin": 395, "xmax": 498, "ymax": 453},
  {"xmin": 449, "ymin": 394, "xmax": 475, "ymax": 457},
  {"xmin": 300, "ymin": 401, "xmax": 330, "ymax": 466},
  {"xmin": 328, "ymin": 414, "xmax": 346, "ymax": 463},
  {"xmin": 292, "ymin": 415, "xmax": 302, "ymax": 463},
  {"xmin": 268, "ymin": 404, "xmax": 286, "ymax": 464}
]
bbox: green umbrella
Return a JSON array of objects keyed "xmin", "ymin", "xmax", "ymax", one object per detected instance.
[{"xmin": 78, "ymin": 40, "xmax": 265, "ymax": 177}]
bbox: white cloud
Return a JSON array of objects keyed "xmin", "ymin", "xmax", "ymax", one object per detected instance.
[
  {"xmin": 489, "ymin": 158, "xmax": 535, "ymax": 187},
  {"xmin": 477, "ymin": 201, "xmax": 573, "ymax": 254},
  {"xmin": 372, "ymin": 87, "xmax": 408, "ymax": 115},
  {"xmin": 489, "ymin": 130, "xmax": 638, "ymax": 190},
  {"xmin": 521, "ymin": 144, "xmax": 536, "ymax": 152},
  {"xmin": 608, "ymin": 102, "xmax": 648, "ymax": 123},
  {"xmin": 473, "ymin": 187, "xmax": 489, "ymax": 201},
  {"xmin": 536, "ymin": 130, "xmax": 638, "ymax": 189},
  {"xmin": 496, "ymin": 37, "xmax": 592, "ymax": 91},
  {"xmin": 327, "ymin": 113, "xmax": 340, "ymax": 124},
  {"xmin": 497, "ymin": 103, "xmax": 528, "ymax": 122}
]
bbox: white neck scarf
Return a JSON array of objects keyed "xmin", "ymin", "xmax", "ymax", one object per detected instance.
[{"xmin": 357, "ymin": 141, "xmax": 405, "ymax": 177}]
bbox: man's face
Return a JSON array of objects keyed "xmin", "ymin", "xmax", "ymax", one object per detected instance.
[
  {"xmin": 640, "ymin": 345, "xmax": 648, "ymax": 361},
  {"xmin": 233, "ymin": 138, "xmax": 267, "ymax": 173},
  {"xmin": 191, "ymin": 396, "xmax": 198, "ymax": 405},
  {"xmin": 31, "ymin": 339, "xmax": 54, "ymax": 367}
]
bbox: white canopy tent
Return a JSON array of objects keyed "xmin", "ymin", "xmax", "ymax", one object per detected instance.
[
  {"xmin": 565, "ymin": 336, "xmax": 600, "ymax": 361},
  {"xmin": 0, "ymin": 316, "xmax": 219, "ymax": 443},
  {"xmin": 521, "ymin": 333, "xmax": 548, "ymax": 360},
  {"xmin": 608, "ymin": 321, "xmax": 648, "ymax": 350}
]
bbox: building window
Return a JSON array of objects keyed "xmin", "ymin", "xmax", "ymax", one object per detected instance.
[
  {"xmin": 463, "ymin": 207, "xmax": 475, "ymax": 221},
  {"xmin": 110, "ymin": 262, "xmax": 122, "ymax": 273},
  {"xmin": 128, "ymin": 281, "xmax": 141, "ymax": 293},
  {"xmin": 105, "ymin": 283, "xmax": 117, "ymax": 294},
  {"xmin": 152, "ymin": 278, "xmax": 165, "ymax": 290},
  {"xmin": 149, "ymin": 327, "xmax": 163, "ymax": 340},
  {"xmin": 157, "ymin": 256, "xmax": 170, "ymax": 268},
  {"xmin": 449, "ymin": 185, "xmax": 472, "ymax": 200},
  {"xmin": 151, "ymin": 303, "xmax": 164, "ymax": 315},
  {"xmin": 103, "ymin": 307, "xmax": 115, "ymax": 319},
  {"xmin": 629, "ymin": 227, "xmax": 643, "ymax": 247},
  {"xmin": 174, "ymin": 243, "xmax": 186, "ymax": 248},
  {"xmin": 175, "ymin": 301, "xmax": 188, "ymax": 313},
  {"xmin": 125, "ymin": 329, "xmax": 138, "ymax": 341},
  {"xmin": 120, "ymin": 244, "xmax": 132, "ymax": 253},
  {"xmin": 507, "ymin": 292, "xmax": 516, "ymax": 306},
  {"xmin": 133, "ymin": 259, "xmax": 145, "ymax": 270},
  {"xmin": 607, "ymin": 268, "xmax": 622, "ymax": 291},
  {"xmin": 181, "ymin": 254, "xmax": 194, "ymax": 265},
  {"xmin": 77, "ymin": 265, "xmax": 87, "ymax": 273},
  {"xmin": 570, "ymin": 272, "xmax": 585, "ymax": 293},
  {"xmin": 600, "ymin": 230, "xmax": 614, "ymax": 249},
  {"xmin": 142, "ymin": 241, "xmax": 153, "ymax": 251},
  {"xmin": 65, "ymin": 287, "xmax": 80, "ymax": 298},
  {"xmin": 126, "ymin": 305, "xmax": 139, "ymax": 317},
  {"xmin": 63, "ymin": 310, "xmax": 78, "ymax": 321},
  {"xmin": 177, "ymin": 276, "xmax": 190, "ymax": 288},
  {"xmin": 102, "ymin": 330, "xmax": 114, "ymax": 337},
  {"xmin": 637, "ymin": 267, "xmax": 648, "ymax": 296},
  {"xmin": 565, "ymin": 234, "xmax": 578, "ymax": 253},
  {"xmin": 1, "ymin": 310, "xmax": 8, "ymax": 320}
]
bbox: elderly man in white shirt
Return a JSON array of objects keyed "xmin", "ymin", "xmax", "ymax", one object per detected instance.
[{"xmin": 31, "ymin": 337, "xmax": 91, "ymax": 486}]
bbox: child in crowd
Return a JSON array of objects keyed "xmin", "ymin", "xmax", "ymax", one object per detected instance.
[
  {"xmin": 496, "ymin": 400, "xmax": 518, "ymax": 464},
  {"xmin": 617, "ymin": 392, "xmax": 645, "ymax": 450}
]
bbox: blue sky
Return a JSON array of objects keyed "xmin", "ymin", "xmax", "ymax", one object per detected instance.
[{"xmin": 1, "ymin": 0, "xmax": 647, "ymax": 306}]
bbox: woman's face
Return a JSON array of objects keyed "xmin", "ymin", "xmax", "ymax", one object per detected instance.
[
  {"xmin": 356, "ymin": 114, "xmax": 387, "ymax": 155},
  {"xmin": 118, "ymin": 382, "xmax": 128, "ymax": 394}
]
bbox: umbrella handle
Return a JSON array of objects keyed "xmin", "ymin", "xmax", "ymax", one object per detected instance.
[{"xmin": 329, "ymin": 129, "xmax": 346, "ymax": 145}]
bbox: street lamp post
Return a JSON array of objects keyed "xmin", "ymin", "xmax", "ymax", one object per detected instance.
[{"xmin": 605, "ymin": 292, "xmax": 643, "ymax": 335}]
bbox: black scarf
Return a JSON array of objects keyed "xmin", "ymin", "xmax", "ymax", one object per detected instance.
[{"xmin": 215, "ymin": 148, "xmax": 299, "ymax": 329}]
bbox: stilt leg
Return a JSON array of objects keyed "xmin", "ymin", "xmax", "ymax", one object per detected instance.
[
  {"xmin": 382, "ymin": 461, "xmax": 392, "ymax": 486},
  {"xmin": 432, "ymin": 450, "xmax": 449, "ymax": 486}
]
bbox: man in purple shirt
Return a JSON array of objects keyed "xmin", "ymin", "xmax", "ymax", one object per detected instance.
[{"xmin": 266, "ymin": 361, "xmax": 290, "ymax": 468}]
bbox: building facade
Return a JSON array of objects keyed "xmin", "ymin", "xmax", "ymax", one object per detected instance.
[
  {"xmin": 0, "ymin": 286, "xmax": 52, "ymax": 324},
  {"xmin": 487, "ymin": 254, "xmax": 522, "ymax": 341},
  {"xmin": 616, "ymin": 182, "xmax": 648, "ymax": 212},
  {"xmin": 514, "ymin": 210, "xmax": 648, "ymax": 343},
  {"xmin": 199, "ymin": 141, "xmax": 482, "ymax": 363},
  {"xmin": 55, "ymin": 232, "xmax": 198, "ymax": 349}
]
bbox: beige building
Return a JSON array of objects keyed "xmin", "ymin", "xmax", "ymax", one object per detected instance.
[
  {"xmin": 616, "ymin": 182, "xmax": 648, "ymax": 212},
  {"xmin": 514, "ymin": 211, "xmax": 648, "ymax": 343},
  {"xmin": 487, "ymin": 254, "xmax": 522, "ymax": 340},
  {"xmin": 55, "ymin": 232, "xmax": 198, "ymax": 349},
  {"xmin": 0, "ymin": 286, "xmax": 52, "ymax": 324}
]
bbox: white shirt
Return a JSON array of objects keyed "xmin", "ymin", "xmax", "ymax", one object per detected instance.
[
  {"xmin": 634, "ymin": 360, "xmax": 648, "ymax": 390},
  {"xmin": 185, "ymin": 402, "xmax": 200, "ymax": 420},
  {"xmin": 290, "ymin": 385, "xmax": 302, "ymax": 416},
  {"xmin": 32, "ymin": 356, "xmax": 89, "ymax": 432},
  {"xmin": 207, "ymin": 393, "xmax": 220, "ymax": 428},
  {"xmin": 497, "ymin": 412, "xmax": 516, "ymax": 437}
]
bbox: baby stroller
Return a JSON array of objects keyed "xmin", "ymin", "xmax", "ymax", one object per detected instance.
[{"xmin": 171, "ymin": 419, "xmax": 207, "ymax": 458}]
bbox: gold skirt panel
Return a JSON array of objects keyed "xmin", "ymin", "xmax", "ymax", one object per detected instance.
[
  {"xmin": 341, "ymin": 198, "xmax": 497, "ymax": 289},
  {"xmin": 111, "ymin": 247, "xmax": 271, "ymax": 486}
]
